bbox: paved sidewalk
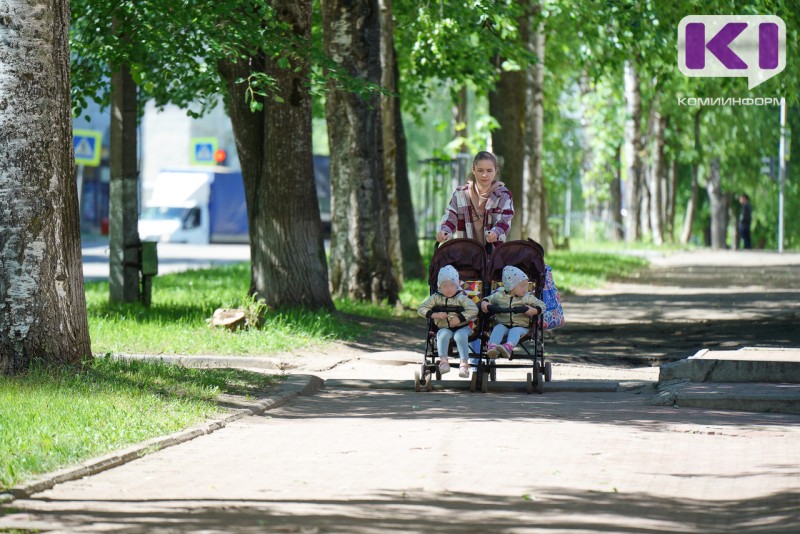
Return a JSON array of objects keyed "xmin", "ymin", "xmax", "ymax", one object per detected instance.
[
  {"xmin": 2, "ymin": 249, "xmax": 798, "ymax": 531},
  {"xmin": 2, "ymin": 384, "xmax": 799, "ymax": 533}
]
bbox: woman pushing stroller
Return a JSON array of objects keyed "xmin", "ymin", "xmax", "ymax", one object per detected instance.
[
  {"xmin": 417, "ymin": 265, "xmax": 478, "ymax": 378},
  {"xmin": 481, "ymin": 266, "xmax": 545, "ymax": 359}
]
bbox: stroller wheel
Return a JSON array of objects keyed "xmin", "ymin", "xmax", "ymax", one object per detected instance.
[
  {"xmin": 436, "ymin": 368, "xmax": 442, "ymax": 381},
  {"xmin": 426, "ymin": 376, "xmax": 434, "ymax": 392},
  {"xmin": 490, "ymin": 363, "xmax": 497, "ymax": 382},
  {"xmin": 536, "ymin": 373, "xmax": 545, "ymax": 394},
  {"xmin": 414, "ymin": 371, "xmax": 421, "ymax": 392},
  {"xmin": 481, "ymin": 372, "xmax": 489, "ymax": 393},
  {"xmin": 545, "ymin": 362, "xmax": 553, "ymax": 382},
  {"xmin": 526, "ymin": 372, "xmax": 534, "ymax": 394},
  {"xmin": 469, "ymin": 372, "xmax": 477, "ymax": 392}
]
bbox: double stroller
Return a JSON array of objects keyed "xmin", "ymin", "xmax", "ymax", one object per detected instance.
[{"xmin": 416, "ymin": 238, "xmax": 552, "ymax": 394}]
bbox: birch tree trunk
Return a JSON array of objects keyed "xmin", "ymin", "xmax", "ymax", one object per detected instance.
[
  {"xmin": 523, "ymin": 0, "xmax": 549, "ymax": 245},
  {"xmin": 649, "ymin": 111, "xmax": 666, "ymax": 245},
  {"xmin": 706, "ymin": 157, "xmax": 726, "ymax": 249},
  {"xmin": 323, "ymin": 0, "xmax": 398, "ymax": 304},
  {"xmin": 0, "ymin": 0, "xmax": 91, "ymax": 373},
  {"xmin": 665, "ymin": 158, "xmax": 678, "ymax": 242},
  {"xmin": 609, "ymin": 145, "xmax": 624, "ymax": 240},
  {"xmin": 681, "ymin": 110, "xmax": 702, "ymax": 244},
  {"xmin": 219, "ymin": 0, "xmax": 333, "ymax": 310},
  {"xmin": 623, "ymin": 59, "xmax": 643, "ymax": 242}
]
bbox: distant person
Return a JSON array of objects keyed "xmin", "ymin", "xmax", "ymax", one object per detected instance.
[
  {"xmin": 435, "ymin": 151, "xmax": 514, "ymax": 254},
  {"xmin": 738, "ymin": 194, "xmax": 752, "ymax": 249}
]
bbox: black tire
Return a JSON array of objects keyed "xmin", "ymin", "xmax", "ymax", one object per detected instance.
[
  {"xmin": 481, "ymin": 372, "xmax": 489, "ymax": 393},
  {"xmin": 470, "ymin": 372, "xmax": 478, "ymax": 392},
  {"xmin": 526, "ymin": 372, "xmax": 533, "ymax": 394},
  {"xmin": 536, "ymin": 372, "xmax": 545, "ymax": 394},
  {"xmin": 545, "ymin": 362, "xmax": 553, "ymax": 382},
  {"xmin": 436, "ymin": 368, "xmax": 442, "ymax": 381},
  {"xmin": 490, "ymin": 363, "xmax": 497, "ymax": 382},
  {"xmin": 414, "ymin": 371, "xmax": 421, "ymax": 392}
]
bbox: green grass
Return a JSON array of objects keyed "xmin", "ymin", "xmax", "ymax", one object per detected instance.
[
  {"xmin": 0, "ymin": 356, "xmax": 279, "ymax": 490},
  {"xmin": 86, "ymin": 249, "xmax": 648, "ymax": 355},
  {"xmin": 547, "ymin": 250, "xmax": 649, "ymax": 293},
  {"xmin": 86, "ymin": 263, "xmax": 363, "ymax": 355}
]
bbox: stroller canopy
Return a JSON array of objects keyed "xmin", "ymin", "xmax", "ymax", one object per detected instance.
[
  {"xmin": 487, "ymin": 239, "xmax": 546, "ymax": 286},
  {"xmin": 428, "ymin": 238, "xmax": 488, "ymax": 289}
]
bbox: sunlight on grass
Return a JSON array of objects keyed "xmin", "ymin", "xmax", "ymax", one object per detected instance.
[
  {"xmin": 0, "ymin": 357, "xmax": 278, "ymax": 490},
  {"xmin": 86, "ymin": 263, "xmax": 362, "ymax": 355}
]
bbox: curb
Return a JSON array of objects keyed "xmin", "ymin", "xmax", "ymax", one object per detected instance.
[{"xmin": 2, "ymin": 374, "xmax": 323, "ymax": 503}]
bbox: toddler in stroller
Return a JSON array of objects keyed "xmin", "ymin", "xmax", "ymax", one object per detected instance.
[
  {"xmin": 418, "ymin": 265, "xmax": 478, "ymax": 378},
  {"xmin": 481, "ymin": 265, "xmax": 545, "ymax": 359}
]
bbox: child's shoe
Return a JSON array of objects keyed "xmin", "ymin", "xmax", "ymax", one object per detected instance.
[
  {"xmin": 497, "ymin": 344, "xmax": 510, "ymax": 358},
  {"xmin": 486, "ymin": 343, "xmax": 499, "ymax": 359},
  {"xmin": 502, "ymin": 343, "xmax": 515, "ymax": 358},
  {"xmin": 439, "ymin": 357, "xmax": 451, "ymax": 374},
  {"xmin": 459, "ymin": 362, "xmax": 470, "ymax": 378}
]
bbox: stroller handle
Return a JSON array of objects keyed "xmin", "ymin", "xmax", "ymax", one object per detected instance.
[{"xmin": 486, "ymin": 305, "xmax": 530, "ymax": 315}]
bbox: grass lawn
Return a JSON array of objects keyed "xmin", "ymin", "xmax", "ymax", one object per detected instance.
[
  {"xmin": 0, "ymin": 356, "xmax": 279, "ymax": 491},
  {"xmin": 86, "ymin": 248, "xmax": 649, "ymax": 355},
  {"xmin": 86, "ymin": 263, "xmax": 365, "ymax": 355}
]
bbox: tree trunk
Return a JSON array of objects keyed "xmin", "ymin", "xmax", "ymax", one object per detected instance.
[
  {"xmin": 665, "ymin": 158, "xmax": 678, "ymax": 242},
  {"xmin": 523, "ymin": 1, "xmax": 549, "ymax": 246},
  {"xmin": 0, "ymin": 0, "xmax": 91, "ymax": 373},
  {"xmin": 323, "ymin": 0, "xmax": 398, "ymax": 304},
  {"xmin": 609, "ymin": 144, "xmax": 624, "ymax": 240},
  {"xmin": 392, "ymin": 58, "xmax": 424, "ymax": 280},
  {"xmin": 706, "ymin": 157, "xmax": 726, "ymax": 249},
  {"xmin": 219, "ymin": 0, "xmax": 333, "ymax": 310},
  {"xmin": 453, "ymin": 85, "xmax": 468, "ymax": 153},
  {"xmin": 649, "ymin": 111, "xmax": 666, "ymax": 245},
  {"xmin": 680, "ymin": 110, "xmax": 702, "ymax": 244},
  {"xmin": 623, "ymin": 59, "xmax": 643, "ymax": 242},
  {"xmin": 379, "ymin": 0, "xmax": 402, "ymax": 289},
  {"xmin": 489, "ymin": 66, "xmax": 525, "ymax": 242},
  {"xmin": 578, "ymin": 72, "xmax": 597, "ymax": 242},
  {"xmin": 109, "ymin": 60, "xmax": 141, "ymax": 303}
]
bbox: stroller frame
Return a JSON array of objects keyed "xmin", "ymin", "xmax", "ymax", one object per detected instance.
[
  {"xmin": 416, "ymin": 238, "xmax": 487, "ymax": 392},
  {"xmin": 417, "ymin": 238, "xmax": 552, "ymax": 394}
]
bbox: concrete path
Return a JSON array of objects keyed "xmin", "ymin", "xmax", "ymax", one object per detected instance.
[
  {"xmin": 2, "ymin": 384, "xmax": 799, "ymax": 533},
  {"xmin": 3, "ymin": 249, "xmax": 799, "ymax": 532}
]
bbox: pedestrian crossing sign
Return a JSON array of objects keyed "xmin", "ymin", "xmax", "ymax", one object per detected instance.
[
  {"xmin": 190, "ymin": 138, "xmax": 218, "ymax": 166},
  {"xmin": 73, "ymin": 129, "xmax": 102, "ymax": 167}
]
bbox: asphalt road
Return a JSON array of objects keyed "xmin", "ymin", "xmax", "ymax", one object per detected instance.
[{"xmin": 81, "ymin": 238, "xmax": 250, "ymax": 281}]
